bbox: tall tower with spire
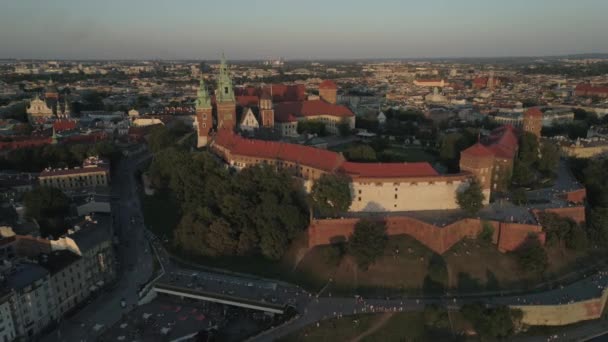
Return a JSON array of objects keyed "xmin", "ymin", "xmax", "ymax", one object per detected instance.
[
  {"xmin": 216, "ymin": 53, "xmax": 236, "ymax": 130},
  {"xmin": 195, "ymin": 76, "xmax": 213, "ymax": 147}
]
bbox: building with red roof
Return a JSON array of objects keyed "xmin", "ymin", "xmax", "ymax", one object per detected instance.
[
  {"xmin": 460, "ymin": 125, "xmax": 521, "ymax": 197},
  {"xmin": 318, "ymin": 80, "xmax": 338, "ymax": 104},
  {"xmin": 575, "ymin": 83, "xmax": 608, "ymax": 98},
  {"xmin": 211, "ymin": 129, "xmax": 473, "ymax": 212},
  {"xmin": 273, "ymin": 100, "xmax": 355, "ymax": 136},
  {"xmin": 53, "ymin": 120, "xmax": 77, "ymax": 133}
]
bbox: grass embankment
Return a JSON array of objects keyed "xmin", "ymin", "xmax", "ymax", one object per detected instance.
[{"xmin": 280, "ymin": 312, "xmax": 469, "ymax": 342}]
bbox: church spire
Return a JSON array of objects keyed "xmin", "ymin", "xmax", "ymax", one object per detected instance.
[
  {"xmin": 196, "ymin": 76, "xmax": 211, "ymax": 109},
  {"xmin": 217, "ymin": 53, "xmax": 235, "ymax": 103}
]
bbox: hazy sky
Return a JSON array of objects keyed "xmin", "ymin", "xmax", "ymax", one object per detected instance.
[{"xmin": 1, "ymin": 0, "xmax": 607, "ymax": 60}]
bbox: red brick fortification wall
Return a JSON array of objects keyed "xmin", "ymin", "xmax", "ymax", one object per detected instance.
[
  {"xmin": 564, "ymin": 189, "xmax": 587, "ymax": 204},
  {"xmin": 496, "ymin": 222, "xmax": 545, "ymax": 252},
  {"xmin": 308, "ymin": 216, "xmax": 542, "ymax": 254},
  {"xmin": 532, "ymin": 206, "xmax": 586, "ymax": 224}
]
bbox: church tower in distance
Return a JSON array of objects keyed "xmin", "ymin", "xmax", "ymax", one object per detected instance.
[
  {"xmin": 195, "ymin": 76, "xmax": 213, "ymax": 147},
  {"xmin": 216, "ymin": 53, "xmax": 236, "ymax": 130},
  {"xmin": 260, "ymin": 88, "xmax": 274, "ymax": 128}
]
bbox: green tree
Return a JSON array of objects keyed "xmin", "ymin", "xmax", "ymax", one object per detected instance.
[
  {"xmin": 310, "ymin": 173, "xmax": 352, "ymax": 217},
  {"xmin": 567, "ymin": 226, "xmax": 588, "ymax": 250},
  {"xmin": 514, "ymin": 235, "xmax": 548, "ymax": 273},
  {"xmin": 518, "ymin": 132, "xmax": 540, "ymax": 165},
  {"xmin": 23, "ymin": 187, "xmax": 70, "ymax": 238},
  {"xmin": 456, "ymin": 179, "xmax": 485, "ymax": 216},
  {"xmin": 538, "ymin": 141, "xmax": 560, "ymax": 177},
  {"xmin": 345, "ymin": 145, "xmax": 377, "ymax": 162},
  {"xmin": 348, "ymin": 219, "xmax": 387, "ymax": 270},
  {"xmin": 511, "ymin": 159, "xmax": 536, "ymax": 187},
  {"xmin": 297, "ymin": 120, "xmax": 326, "ymax": 136},
  {"xmin": 147, "ymin": 125, "xmax": 174, "ymax": 153},
  {"xmin": 204, "ymin": 218, "xmax": 238, "ymax": 256},
  {"xmin": 478, "ymin": 222, "xmax": 494, "ymax": 243},
  {"xmin": 461, "ymin": 303, "xmax": 523, "ymax": 338}
]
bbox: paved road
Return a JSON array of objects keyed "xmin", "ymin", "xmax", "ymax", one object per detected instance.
[{"xmin": 42, "ymin": 151, "xmax": 155, "ymax": 342}]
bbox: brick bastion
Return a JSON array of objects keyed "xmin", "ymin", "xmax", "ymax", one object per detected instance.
[
  {"xmin": 308, "ymin": 216, "xmax": 547, "ymax": 254},
  {"xmin": 308, "ymin": 206, "xmax": 586, "ymax": 255}
]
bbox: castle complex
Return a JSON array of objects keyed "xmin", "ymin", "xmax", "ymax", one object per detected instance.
[
  {"xmin": 197, "ymin": 56, "xmax": 547, "ymax": 214},
  {"xmin": 195, "ymin": 55, "xmax": 355, "ymax": 147},
  {"xmin": 209, "ymin": 107, "xmax": 545, "ymax": 213}
]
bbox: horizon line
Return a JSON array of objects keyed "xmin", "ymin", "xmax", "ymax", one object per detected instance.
[{"xmin": 1, "ymin": 52, "xmax": 608, "ymax": 63}]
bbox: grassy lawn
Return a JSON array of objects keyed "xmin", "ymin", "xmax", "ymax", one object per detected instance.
[
  {"xmin": 381, "ymin": 147, "xmax": 438, "ymax": 163},
  {"xmin": 329, "ymin": 142, "xmax": 438, "ymax": 163},
  {"xmin": 295, "ymin": 235, "xmax": 591, "ymax": 296},
  {"xmin": 140, "ymin": 190, "xmax": 181, "ymax": 240},
  {"xmin": 279, "ymin": 314, "xmax": 379, "ymax": 342},
  {"xmin": 296, "ymin": 235, "xmax": 437, "ymax": 296}
]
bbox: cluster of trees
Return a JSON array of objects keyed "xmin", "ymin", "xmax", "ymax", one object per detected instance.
[
  {"xmin": 570, "ymin": 157, "xmax": 608, "ymax": 245},
  {"xmin": 149, "ymin": 148, "xmax": 309, "ymax": 260},
  {"xmin": 456, "ymin": 179, "xmax": 485, "ymax": 216},
  {"xmin": 309, "ymin": 173, "xmax": 352, "ymax": 217},
  {"xmin": 460, "ymin": 303, "xmax": 523, "ymax": 339},
  {"xmin": 0, "ymin": 141, "xmax": 119, "ymax": 172},
  {"xmin": 439, "ymin": 128, "xmax": 478, "ymax": 172},
  {"xmin": 514, "ymin": 235, "xmax": 548, "ymax": 274},
  {"xmin": 383, "ymin": 109, "xmax": 436, "ymax": 141},
  {"xmin": 542, "ymin": 109, "xmax": 607, "ymax": 139},
  {"xmin": 538, "ymin": 212, "xmax": 588, "ymax": 250},
  {"xmin": 146, "ymin": 123, "xmax": 193, "ymax": 153},
  {"xmin": 297, "ymin": 120, "xmax": 327, "ymax": 136},
  {"xmin": 511, "ymin": 132, "xmax": 560, "ymax": 188},
  {"xmin": 23, "ymin": 187, "xmax": 70, "ymax": 238},
  {"xmin": 344, "ymin": 144, "xmax": 377, "ymax": 162}
]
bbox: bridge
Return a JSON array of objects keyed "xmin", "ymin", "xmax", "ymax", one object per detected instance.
[{"xmin": 150, "ymin": 269, "xmax": 295, "ymax": 315}]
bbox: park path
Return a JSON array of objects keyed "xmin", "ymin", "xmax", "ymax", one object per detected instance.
[{"xmin": 350, "ymin": 312, "xmax": 394, "ymax": 342}]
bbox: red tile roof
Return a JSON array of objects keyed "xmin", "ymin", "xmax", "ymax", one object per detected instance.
[
  {"xmin": 274, "ymin": 111, "xmax": 298, "ymax": 123},
  {"xmin": 214, "ymin": 130, "xmax": 446, "ymax": 179},
  {"xmin": 341, "ymin": 162, "xmax": 438, "ymax": 178},
  {"xmin": 524, "ymin": 107, "xmax": 543, "ymax": 118},
  {"xmin": 53, "ymin": 120, "xmax": 77, "ymax": 132},
  {"xmin": 214, "ymin": 129, "xmax": 343, "ymax": 172},
  {"xmin": 236, "ymin": 96, "xmax": 259, "ymax": 108},
  {"xmin": 274, "ymin": 100, "xmax": 354, "ymax": 119},
  {"xmin": 319, "ymin": 80, "xmax": 338, "ymax": 90},
  {"xmin": 235, "ymin": 84, "xmax": 306, "ymax": 103},
  {"xmin": 461, "ymin": 143, "xmax": 494, "ymax": 158},
  {"xmin": 575, "ymin": 83, "xmax": 608, "ymax": 94}
]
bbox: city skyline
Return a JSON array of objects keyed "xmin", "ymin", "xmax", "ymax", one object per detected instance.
[{"xmin": 1, "ymin": 0, "xmax": 608, "ymax": 60}]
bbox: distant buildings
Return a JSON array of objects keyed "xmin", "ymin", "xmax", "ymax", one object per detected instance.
[
  {"xmin": 38, "ymin": 156, "xmax": 110, "ymax": 190},
  {"xmin": 413, "ymin": 79, "xmax": 449, "ymax": 88},
  {"xmin": 575, "ymin": 83, "xmax": 608, "ymax": 98}
]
